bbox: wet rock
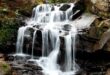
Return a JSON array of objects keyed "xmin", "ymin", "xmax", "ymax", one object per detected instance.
[
  {"xmin": 24, "ymin": 63, "xmax": 42, "ymax": 70},
  {"xmin": 73, "ymin": 1, "xmax": 85, "ymax": 12},
  {"xmin": 11, "ymin": 65, "xmax": 25, "ymax": 70},
  {"xmin": 51, "ymin": 6, "xmax": 55, "ymax": 11},
  {"xmin": 71, "ymin": 0, "xmax": 85, "ymax": 20},
  {"xmin": 7, "ymin": 54, "xmax": 31, "ymax": 65},
  {"xmin": 76, "ymin": 70, "xmax": 87, "ymax": 75},
  {"xmin": 34, "ymin": 70, "xmax": 44, "ymax": 75},
  {"xmin": 106, "ymin": 40, "xmax": 110, "ymax": 52},
  {"xmin": 10, "ymin": 60, "xmax": 43, "ymax": 75},
  {"xmin": 59, "ymin": 4, "xmax": 70, "ymax": 11},
  {"xmin": 76, "ymin": 49, "xmax": 110, "ymax": 70},
  {"xmin": 70, "ymin": 10, "xmax": 83, "ymax": 20},
  {"xmin": 76, "ymin": 34, "xmax": 98, "ymax": 52},
  {"xmin": 63, "ymin": 24, "xmax": 71, "ymax": 31},
  {"xmin": 94, "ymin": 28, "xmax": 110, "ymax": 51}
]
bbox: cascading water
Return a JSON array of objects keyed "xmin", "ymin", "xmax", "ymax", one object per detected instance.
[
  {"xmin": 16, "ymin": 26, "xmax": 25, "ymax": 54},
  {"xmin": 42, "ymin": 29, "xmax": 49, "ymax": 56},
  {"xmin": 16, "ymin": 3, "xmax": 96, "ymax": 75},
  {"xmin": 64, "ymin": 34, "xmax": 73, "ymax": 71},
  {"xmin": 16, "ymin": 26, "xmax": 33, "ymax": 54},
  {"xmin": 31, "ymin": 29, "xmax": 37, "ymax": 58},
  {"xmin": 72, "ymin": 32, "xmax": 77, "ymax": 71},
  {"xmin": 39, "ymin": 29, "xmax": 61, "ymax": 75}
]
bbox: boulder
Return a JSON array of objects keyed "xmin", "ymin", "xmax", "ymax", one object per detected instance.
[
  {"xmin": 24, "ymin": 63, "xmax": 42, "ymax": 70},
  {"xmin": 93, "ymin": 19, "xmax": 110, "ymax": 52},
  {"xmin": 71, "ymin": 0, "xmax": 85, "ymax": 20},
  {"xmin": 59, "ymin": 4, "xmax": 70, "ymax": 11},
  {"xmin": 62, "ymin": 24, "xmax": 71, "ymax": 31},
  {"xmin": 91, "ymin": 0, "xmax": 110, "ymax": 12},
  {"xmin": 72, "ymin": 0, "xmax": 85, "ymax": 13},
  {"xmin": 93, "ymin": 29, "xmax": 110, "ymax": 51},
  {"xmin": 90, "ymin": 0, "xmax": 110, "ymax": 18}
]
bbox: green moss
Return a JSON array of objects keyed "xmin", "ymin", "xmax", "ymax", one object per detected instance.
[
  {"xmin": 0, "ymin": 61, "xmax": 11, "ymax": 75},
  {"xmin": 2, "ymin": 63, "xmax": 10, "ymax": 73}
]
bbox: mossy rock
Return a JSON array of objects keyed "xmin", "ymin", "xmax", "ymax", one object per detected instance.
[{"xmin": 0, "ymin": 61, "xmax": 11, "ymax": 75}]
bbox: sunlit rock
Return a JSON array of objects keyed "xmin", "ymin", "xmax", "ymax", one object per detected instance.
[
  {"xmin": 91, "ymin": 0, "xmax": 110, "ymax": 12},
  {"xmin": 91, "ymin": 0, "xmax": 110, "ymax": 18},
  {"xmin": 93, "ymin": 19, "xmax": 110, "ymax": 52}
]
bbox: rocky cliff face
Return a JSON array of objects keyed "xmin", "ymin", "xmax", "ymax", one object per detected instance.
[
  {"xmin": 75, "ymin": 0, "xmax": 110, "ymax": 52},
  {"xmin": 0, "ymin": 0, "xmax": 110, "ymax": 55},
  {"xmin": 0, "ymin": 0, "xmax": 110, "ymax": 75},
  {"xmin": 91, "ymin": 0, "xmax": 110, "ymax": 18}
]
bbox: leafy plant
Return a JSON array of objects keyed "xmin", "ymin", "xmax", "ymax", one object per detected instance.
[{"xmin": 0, "ymin": 18, "xmax": 20, "ymax": 44}]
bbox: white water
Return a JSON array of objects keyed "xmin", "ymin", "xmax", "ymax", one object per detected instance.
[
  {"xmin": 42, "ymin": 29, "xmax": 49, "ymax": 56},
  {"xmin": 16, "ymin": 26, "xmax": 25, "ymax": 53},
  {"xmin": 16, "ymin": 25, "xmax": 33, "ymax": 54},
  {"xmin": 16, "ymin": 3, "xmax": 96, "ymax": 75},
  {"xmin": 64, "ymin": 34, "xmax": 72, "ymax": 71},
  {"xmin": 31, "ymin": 30, "xmax": 37, "ymax": 58}
]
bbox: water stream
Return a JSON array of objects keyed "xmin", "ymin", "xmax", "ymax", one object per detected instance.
[
  {"xmin": 31, "ymin": 30, "xmax": 37, "ymax": 58},
  {"xmin": 16, "ymin": 3, "xmax": 96, "ymax": 75}
]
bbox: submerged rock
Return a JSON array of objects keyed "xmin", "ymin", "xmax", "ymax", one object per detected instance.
[
  {"xmin": 62, "ymin": 24, "xmax": 71, "ymax": 31},
  {"xmin": 59, "ymin": 4, "xmax": 70, "ymax": 11},
  {"xmin": 24, "ymin": 63, "xmax": 42, "ymax": 70}
]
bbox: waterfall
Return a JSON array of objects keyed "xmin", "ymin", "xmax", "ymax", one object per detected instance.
[
  {"xmin": 42, "ymin": 29, "xmax": 49, "ymax": 56},
  {"xmin": 16, "ymin": 3, "xmax": 96, "ymax": 75},
  {"xmin": 16, "ymin": 26, "xmax": 30, "ymax": 54},
  {"xmin": 64, "ymin": 34, "xmax": 72, "ymax": 71},
  {"xmin": 16, "ymin": 26, "xmax": 33, "ymax": 54},
  {"xmin": 16, "ymin": 26, "xmax": 25, "ymax": 53},
  {"xmin": 31, "ymin": 30, "xmax": 37, "ymax": 58},
  {"xmin": 72, "ymin": 31, "xmax": 77, "ymax": 71}
]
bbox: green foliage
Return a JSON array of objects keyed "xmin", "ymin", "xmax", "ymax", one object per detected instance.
[
  {"xmin": 48, "ymin": 0, "xmax": 68, "ymax": 3},
  {"xmin": 0, "ymin": 18, "xmax": 19, "ymax": 44},
  {"xmin": 0, "ymin": 0, "xmax": 34, "ymax": 45},
  {"xmin": 0, "ymin": 0, "xmax": 69, "ymax": 45}
]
